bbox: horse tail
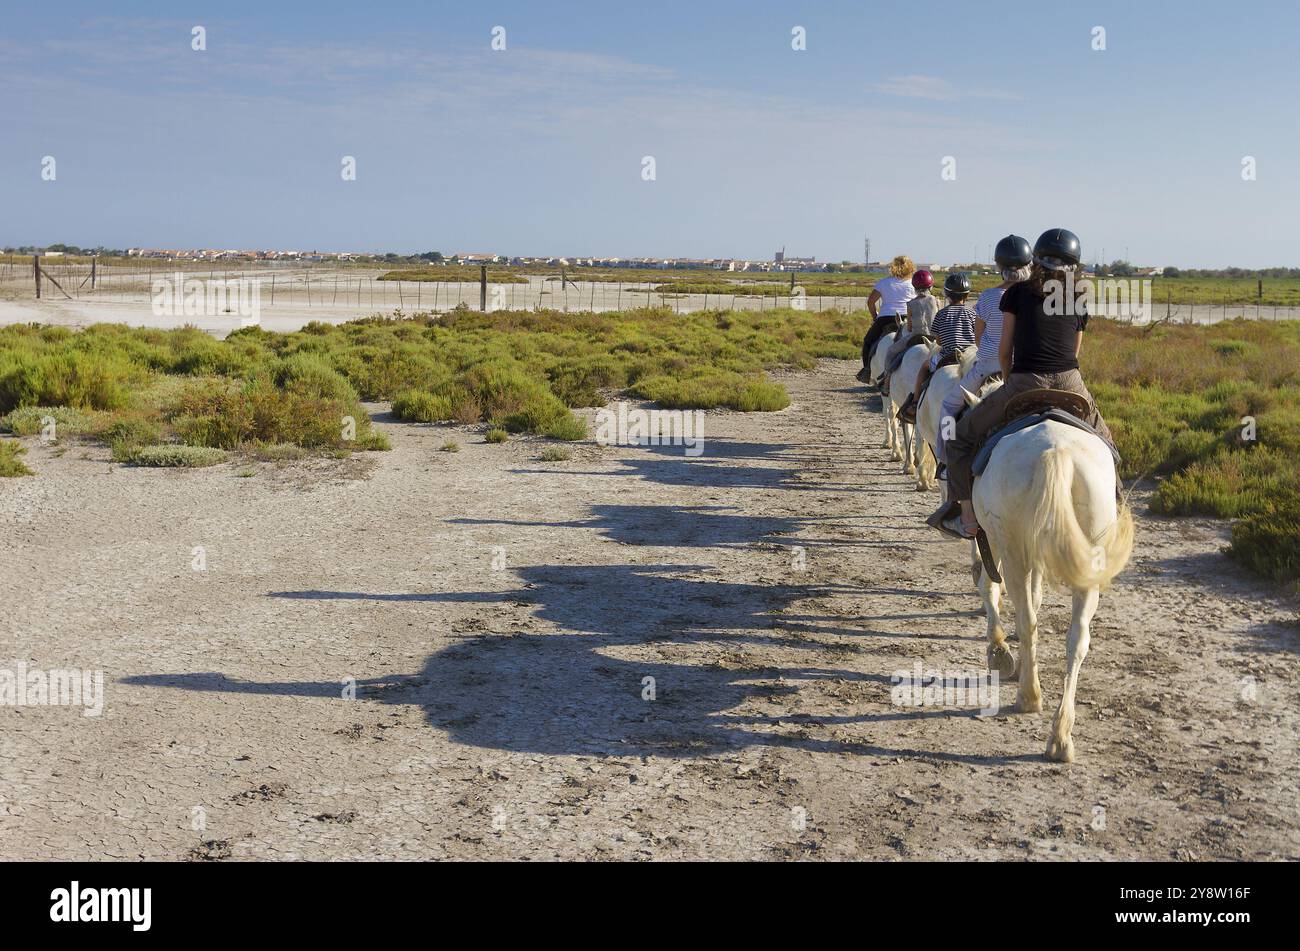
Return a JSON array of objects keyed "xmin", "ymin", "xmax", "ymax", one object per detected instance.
[{"xmin": 1028, "ymin": 447, "xmax": 1134, "ymax": 591}]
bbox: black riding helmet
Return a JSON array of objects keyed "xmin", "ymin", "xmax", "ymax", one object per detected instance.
[
  {"xmin": 1033, "ymin": 228, "xmax": 1082, "ymax": 270},
  {"xmin": 943, "ymin": 271, "xmax": 971, "ymax": 297},
  {"xmin": 994, "ymin": 234, "xmax": 1032, "ymax": 269}
]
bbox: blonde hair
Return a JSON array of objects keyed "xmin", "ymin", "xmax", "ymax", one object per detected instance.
[{"xmin": 889, "ymin": 255, "xmax": 915, "ymax": 279}]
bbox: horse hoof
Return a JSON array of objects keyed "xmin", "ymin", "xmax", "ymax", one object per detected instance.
[
  {"xmin": 1013, "ymin": 694, "xmax": 1042, "ymax": 714},
  {"xmin": 987, "ymin": 644, "xmax": 1016, "ymax": 680},
  {"xmin": 1045, "ymin": 736, "xmax": 1075, "ymax": 763}
]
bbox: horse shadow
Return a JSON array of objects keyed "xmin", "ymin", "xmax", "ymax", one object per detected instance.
[{"xmin": 122, "ymin": 559, "xmax": 1027, "ymax": 761}]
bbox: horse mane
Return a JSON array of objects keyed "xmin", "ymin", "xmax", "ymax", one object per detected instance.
[{"xmin": 957, "ymin": 345, "xmax": 979, "ymax": 378}]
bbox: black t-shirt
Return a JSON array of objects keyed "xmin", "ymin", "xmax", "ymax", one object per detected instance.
[{"xmin": 1001, "ymin": 281, "xmax": 1089, "ymax": 374}]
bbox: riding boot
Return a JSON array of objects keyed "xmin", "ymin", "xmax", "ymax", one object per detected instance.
[{"xmin": 896, "ymin": 393, "xmax": 917, "ymax": 424}]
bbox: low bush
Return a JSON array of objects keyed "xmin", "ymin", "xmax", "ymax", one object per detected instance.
[
  {"xmin": 0, "ymin": 439, "xmax": 32, "ymax": 477},
  {"xmin": 1, "ymin": 405, "xmax": 95, "ymax": 437},
  {"xmin": 127, "ymin": 444, "xmax": 229, "ymax": 468}
]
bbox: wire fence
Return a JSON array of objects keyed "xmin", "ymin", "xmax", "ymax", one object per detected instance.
[{"xmin": 4, "ymin": 259, "xmax": 1298, "ymax": 325}]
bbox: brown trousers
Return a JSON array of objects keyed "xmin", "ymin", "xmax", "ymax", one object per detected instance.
[{"xmin": 946, "ymin": 369, "xmax": 1113, "ymax": 502}]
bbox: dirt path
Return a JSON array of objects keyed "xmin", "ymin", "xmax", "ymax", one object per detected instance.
[{"xmin": 2, "ymin": 359, "xmax": 1297, "ymax": 860}]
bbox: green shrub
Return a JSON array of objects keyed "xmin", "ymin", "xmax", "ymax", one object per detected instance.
[
  {"xmin": 101, "ymin": 414, "xmax": 164, "ymax": 463},
  {"xmin": 353, "ymin": 430, "xmax": 392, "ymax": 451},
  {"xmin": 173, "ymin": 379, "xmax": 358, "ymax": 450},
  {"xmin": 0, "ymin": 439, "xmax": 32, "ymax": 477},
  {"xmin": 250, "ymin": 442, "xmax": 308, "ymax": 461},
  {"xmin": 440, "ymin": 440, "xmax": 461, "ymax": 453},
  {"xmin": 271, "ymin": 353, "xmax": 359, "ymax": 403},
  {"xmin": 485, "ymin": 428, "xmax": 508, "ymax": 444},
  {"xmin": 456, "ymin": 362, "xmax": 569, "ymax": 432},
  {"xmin": 127, "ymin": 444, "xmax": 228, "ymax": 468},
  {"xmin": 392, "ymin": 389, "xmax": 454, "ymax": 423},
  {"xmin": 0, "ymin": 349, "xmax": 133, "ymax": 414},
  {"xmin": 631, "ymin": 373, "xmax": 790, "ymax": 411},
  {"xmin": 539, "ymin": 446, "xmax": 572, "ymax": 462},
  {"xmin": 1, "ymin": 405, "xmax": 94, "ymax": 437},
  {"xmin": 1229, "ymin": 503, "xmax": 1300, "ymax": 588},
  {"xmin": 544, "ymin": 413, "xmax": 588, "ymax": 441}
]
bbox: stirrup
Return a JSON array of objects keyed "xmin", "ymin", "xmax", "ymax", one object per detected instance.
[{"xmin": 925, "ymin": 501, "xmax": 965, "ymax": 540}]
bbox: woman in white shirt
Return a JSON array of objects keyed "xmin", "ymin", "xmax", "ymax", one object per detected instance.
[{"xmin": 858, "ymin": 255, "xmax": 917, "ymax": 383}]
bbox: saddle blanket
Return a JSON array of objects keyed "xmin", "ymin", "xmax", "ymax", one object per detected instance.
[{"xmin": 972, "ymin": 408, "xmax": 1122, "ymax": 478}]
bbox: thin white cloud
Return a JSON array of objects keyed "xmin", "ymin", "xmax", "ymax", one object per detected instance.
[{"xmin": 872, "ymin": 74, "xmax": 1021, "ymax": 102}]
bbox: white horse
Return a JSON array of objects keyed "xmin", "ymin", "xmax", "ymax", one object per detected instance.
[
  {"xmin": 868, "ymin": 330, "xmax": 902, "ymax": 458},
  {"xmin": 965, "ymin": 387, "xmax": 1134, "ymax": 762},
  {"xmin": 887, "ymin": 341, "xmax": 937, "ymax": 475},
  {"xmin": 914, "ymin": 345, "xmax": 977, "ymax": 492}
]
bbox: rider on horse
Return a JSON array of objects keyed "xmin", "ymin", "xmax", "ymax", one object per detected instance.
[
  {"xmin": 857, "ymin": 255, "xmax": 917, "ymax": 384},
  {"xmin": 932, "ymin": 235, "xmax": 1033, "ymax": 470},
  {"xmin": 897, "ymin": 272, "xmax": 976, "ymax": 423},
  {"xmin": 935, "ymin": 229, "xmax": 1115, "ymax": 540}
]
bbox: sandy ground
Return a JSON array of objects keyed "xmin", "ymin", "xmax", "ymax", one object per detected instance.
[{"xmin": 1, "ymin": 359, "xmax": 1297, "ymax": 861}]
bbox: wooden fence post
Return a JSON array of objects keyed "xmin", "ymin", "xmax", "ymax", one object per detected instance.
[
  {"xmin": 34, "ymin": 254, "xmax": 40, "ymax": 298},
  {"xmin": 480, "ymin": 265, "xmax": 488, "ymax": 311}
]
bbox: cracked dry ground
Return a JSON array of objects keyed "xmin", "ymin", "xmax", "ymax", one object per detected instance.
[{"xmin": 2, "ymin": 359, "xmax": 1297, "ymax": 860}]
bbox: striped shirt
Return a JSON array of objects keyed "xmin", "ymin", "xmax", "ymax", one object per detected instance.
[
  {"xmin": 974, "ymin": 288, "xmax": 1006, "ymax": 369},
  {"xmin": 932, "ymin": 304, "xmax": 977, "ymax": 356}
]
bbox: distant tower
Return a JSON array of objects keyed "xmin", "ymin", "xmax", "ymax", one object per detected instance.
[
  {"xmin": 864, "ymin": 236, "xmax": 871, "ymax": 266},
  {"xmin": 775, "ymin": 246, "xmax": 785, "ymax": 264}
]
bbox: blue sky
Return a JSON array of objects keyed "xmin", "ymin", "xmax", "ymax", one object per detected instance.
[{"xmin": 2, "ymin": 0, "xmax": 1296, "ymax": 267}]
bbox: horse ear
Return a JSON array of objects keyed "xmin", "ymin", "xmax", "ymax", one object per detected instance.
[{"xmin": 960, "ymin": 387, "xmax": 980, "ymax": 407}]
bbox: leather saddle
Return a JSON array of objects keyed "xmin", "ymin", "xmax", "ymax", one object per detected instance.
[
  {"xmin": 913, "ymin": 347, "xmax": 964, "ymax": 411},
  {"xmin": 884, "ymin": 333, "xmax": 937, "ymax": 378},
  {"xmin": 973, "ymin": 399, "xmax": 1120, "ymax": 480},
  {"xmin": 1002, "ymin": 387, "xmax": 1091, "ymax": 426}
]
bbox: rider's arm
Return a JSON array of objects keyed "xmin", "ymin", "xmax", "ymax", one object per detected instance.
[
  {"xmin": 974, "ymin": 316, "xmax": 986, "ymax": 346},
  {"xmin": 999, "ymin": 312, "xmax": 1016, "ymax": 376},
  {"xmin": 1075, "ymin": 330, "xmax": 1084, "ymax": 357},
  {"xmin": 868, "ymin": 288, "xmax": 881, "ymax": 320}
]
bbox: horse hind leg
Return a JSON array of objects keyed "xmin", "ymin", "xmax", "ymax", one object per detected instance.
[
  {"xmin": 979, "ymin": 544, "xmax": 1013, "ymax": 681},
  {"xmin": 1046, "ymin": 587, "xmax": 1099, "ymax": 763},
  {"xmin": 879, "ymin": 395, "xmax": 894, "ymax": 448},
  {"xmin": 1004, "ymin": 565, "xmax": 1042, "ymax": 714},
  {"xmin": 916, "ymin": 437, "xmax": 935, "ymax": 490},
  {"xmin": 883, "ymin": 397, "xmax": 901, "ymax": 458}
]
